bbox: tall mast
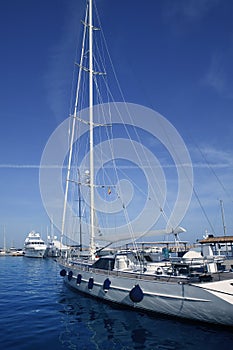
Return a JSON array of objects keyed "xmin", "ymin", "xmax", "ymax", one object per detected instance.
[
  {"xmin": 3, "ymin": 225, "xmax": 6, "ymax": 252},
  {"xmin": 220, "ymin": 199, "xmax": 226, "ymax": 236},
  {"xmin": 60, "ymin": 5, "xmax": 88, "ymax": 246},
  {"xmin": 78, "ymin": 170, "xmax": 82, "ymax": 251},
  {"xmin": 89, "ymin": 0, "xmax": 95, "ymax": 259}
]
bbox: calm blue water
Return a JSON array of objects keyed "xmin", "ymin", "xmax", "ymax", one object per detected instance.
[{"xmin": 0, "ymin": 256, "xmax": 233, "ymax": 350}]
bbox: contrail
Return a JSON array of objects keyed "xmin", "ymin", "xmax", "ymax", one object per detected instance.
[
  {"xmin": 0, "ymin": 164, "xmax": 62, "ymax": 169},
  {"xmin": 0, "ymin": 164, "xmax": 40, "ymax": 168},
  {"xmin": 0, "ymin": 162, "xmax": 231, "ymax": 169}
]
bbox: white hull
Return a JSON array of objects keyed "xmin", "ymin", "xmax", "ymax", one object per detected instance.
[
  {"xmin": 60, "ymin": 260, "xmax": 233, "ymax": 327},
  {"xmin": 23, "ymin": 231, "xmax": 47, "ymax": 258},
  {"xmin": 45, "ymin": 239, "xmax": 69, "ymax": 258},
  {"xmin": 45, "ymin": 248, "xmax": 60, "ymax": 258},
  {"xmin": 24, "ymin": 248, "xmax": 46, "ymax": 258}
]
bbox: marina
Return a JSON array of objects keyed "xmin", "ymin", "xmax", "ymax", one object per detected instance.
[
  {"xmin": 0, "ymin": 256, "xmax": 233, "ymax": 350},
  {"xmin": 55, "ymin": 0, "xmax": 233, "ymax": 327},
  {"xmin": 1, "ymin": 0, "xmax": 233, "ymax": 347}
]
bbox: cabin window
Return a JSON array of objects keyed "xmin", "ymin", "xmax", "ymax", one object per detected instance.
[{"xmin": 91, "ymin": 258, "xmax": 115, "ymax": 270}]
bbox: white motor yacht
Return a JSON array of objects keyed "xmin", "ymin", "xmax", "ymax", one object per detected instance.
[{"xmin": 24, "ymin": 231, "xmax": 47, "ymax": 258}]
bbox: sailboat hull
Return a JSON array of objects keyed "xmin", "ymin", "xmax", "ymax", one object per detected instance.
[
  {"xmin": 60, "ymin": 262, "xmax": 233, "ymax": 327},
  {"xmin": 54, "ymin": 0, "xmax": 233, "ymax": 328}
]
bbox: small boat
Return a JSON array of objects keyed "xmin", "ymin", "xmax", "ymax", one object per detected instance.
[
  {"xmin": 45, "ymin": 219, "xmax": 70, "ymax": 258},
  {"xmin": 45, "ymin": 237, "xmax": 69, "ymax": 258},
  {"xmin": 43, "ymin": 0, "xmax": 233, "ymax": 326},
  {"xmin": 23, "ymin": 231, "xmax": 47, "ymax": 258},
  {"xmin": 0, "ymin": 249, "xmax": 7, "ymax": 256},
  {"xmin": 10, "ymin": 249, "xmax": 25, "ymax": 256},
  {"xmin": 0, "ymin": 225, "xmax": 8, "ymax": 256}
]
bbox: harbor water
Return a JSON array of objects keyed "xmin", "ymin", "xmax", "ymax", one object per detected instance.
[{"xmin": 0, "ymin": 256, "xmax": 233, "ymax": 350}]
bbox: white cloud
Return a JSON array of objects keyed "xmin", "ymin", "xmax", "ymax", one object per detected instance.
[
  {"xmin": 164, "ymin": 0, "xmax": 219, "ymax": 21},
  {"xmin": 188, "ymin": 144, "xmax": 233, "ymax": 205},
  {"xmin": 203, "ymin": 54, "xmax": 227, "ymax": 94},
  {"xmin": 190, "ymin": 144, "xmax": 233, "ymax": 168},
  {"xmin": 44, "ymin": 2, "xmax": 84, "ymax": 121},
  {"xmin": 203, "ymin": 51, "xmax": 233, "ymax": 99}
]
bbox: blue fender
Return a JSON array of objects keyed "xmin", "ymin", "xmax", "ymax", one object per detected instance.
[
  {"xmin": 103, "ymin": 278, "xmax": 111, "ymax": 292},
  {"xmin": 68, "ymin": 270, "xmax": 73, "ymax": 281},
  {"xmin": 88, "ymin": 277, "xmax": 94, "ymax": 290},
  {"xmin": 129, "ymin": 284, "xmax": 144, "ymax": 303},
  {"xmin": 77, "ymin": 274, "xmax": 82, "ymax": 285}
]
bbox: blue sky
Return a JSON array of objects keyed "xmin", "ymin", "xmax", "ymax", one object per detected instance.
[{"xmin": 1, "ymin": 0, "xmax": 233, "ymax": 248}]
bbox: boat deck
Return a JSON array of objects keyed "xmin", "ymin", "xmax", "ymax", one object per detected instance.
[{"xmin": 61, "ymin": 259, "xmax": 233, "ymax": 285}]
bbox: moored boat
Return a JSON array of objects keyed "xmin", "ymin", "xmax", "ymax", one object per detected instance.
[
  {"xmin": 9, "ymin": 247, "xmax": 25, "ymax": 256},
  {"xmin": 60, "ymin": 249, "xmax": 233, "ymax": 326},
  {"xmin": 45, "ymin": 238, "xmax": 69, "ymax": 258},
  {"xmin": 24, "ymin": 231, "xmax": 47, "ymax": 258},
  {"xmin": 41, "ymin": 0, "xmax": 233, "ymax": 327}
]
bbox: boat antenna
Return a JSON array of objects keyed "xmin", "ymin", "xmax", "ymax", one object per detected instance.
[{"xmin": 220, "ymin": 199, "xmax": 227, "ymax": 236}]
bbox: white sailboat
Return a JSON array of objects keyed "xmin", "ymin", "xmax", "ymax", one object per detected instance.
[
  {"xmin": 57, "ymin": 0, "xmax": 233, "ymax": 326},
  {"xmin": 0, "ymin": 226, "xmax": 7, "ymax": 256}
]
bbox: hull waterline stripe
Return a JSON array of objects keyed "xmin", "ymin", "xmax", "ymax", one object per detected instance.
[
  {"xmin": 68, "ymin": 276, "xmax": 210, "ymax": 302},
  {"xmin": 191, "ymin": 282, "xmax": 233, "ymax": 297}
]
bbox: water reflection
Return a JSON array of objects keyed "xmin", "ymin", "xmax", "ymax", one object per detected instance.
[
  {"xmin": 57, "ymin": 284, "xmax": 233, "ymax": 350},
  {"xmin": 1, "ymin": 257, "xmax": 232, "ymax": 350},
  {"xmin": 58, "ymin": 287, "xmax": 151, "ymax": 349}
]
